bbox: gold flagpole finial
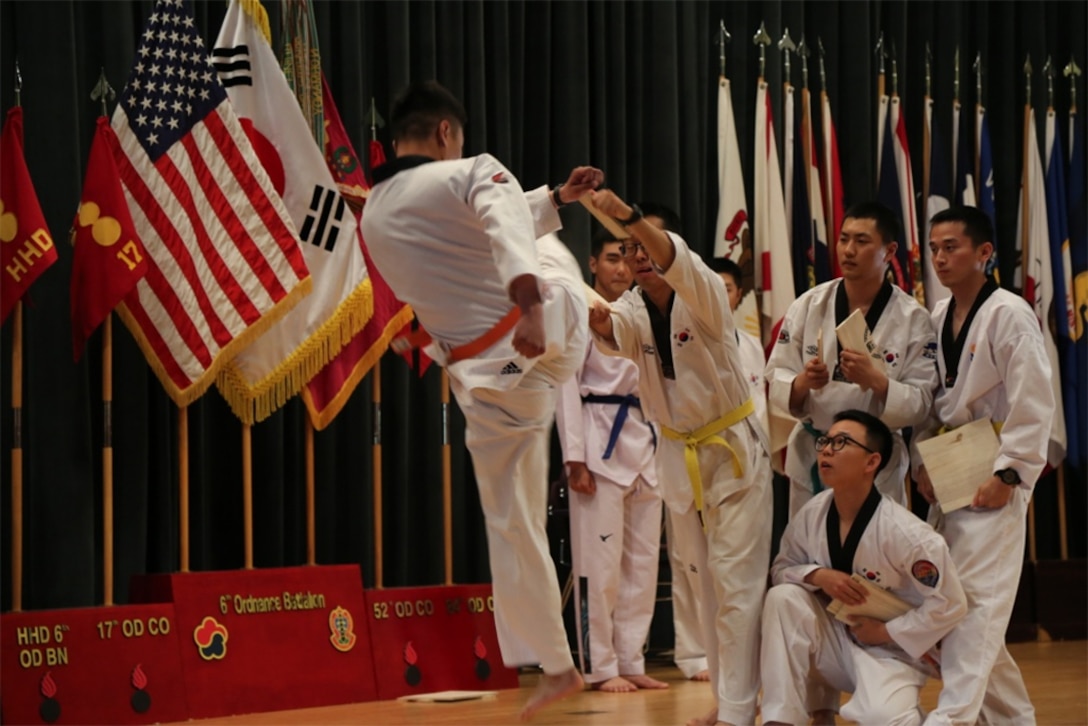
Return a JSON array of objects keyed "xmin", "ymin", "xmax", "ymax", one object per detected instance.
[
  {"xmin": 818, "ymin": 37, "xmax": 828, "ymax": 93},
  {"xmin": 890, "ymin": 41, "xmax": 899, "ymax": 96},
  {"xmin": 925, "ymin": 43, "xmax": 932, "ymax": 98},
  {"xmin": 14, "ymin": 59, "xmax": 22, "ymax": 107},
  {"xmin": 874, "ymin": 32, "xmax": 886, "ymax": 76},
  {"xmin": 717, "ymin": 20, "xmax": 731, "ymax": 78},
  {"xmin": 797, "ymin": 35, "xmax": 811, "ymax": 90},
  {"xmin": 753, "ymin": 21, "xmax": 772, "ymax": 80},
  {"xmin": 1043, "ymin": 55, "xmax": 1055, "ymax": 109},
  {"xmin": 973, "ymin": 52, "xmax": 983, "ymax": 105},
  {"xmin": 778, "ymin": 27, "xmax": 796, "ymax": 86},
  {"xmin": 1064, "ymin": 56, "xmax": 1082, "ymax": 112},
  {"xmin": 90, "ymin": 67, "xmax": 116, "ymax": 117},
  {"xmin": 1024, "ymin": 54, "xmax": 1033, "ymax": 107},
  {"xmin": 367, "ymin": 97, "xmax": 385, "ymax": 142}
]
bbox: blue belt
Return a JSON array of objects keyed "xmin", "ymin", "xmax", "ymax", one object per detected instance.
[
  {"xmin": 803, "ymin": 421, "xmax": 825, "ymax": 494},
  {"xmin": 581, "ymin": 394, "xmax": 656, "ymax": 460}
]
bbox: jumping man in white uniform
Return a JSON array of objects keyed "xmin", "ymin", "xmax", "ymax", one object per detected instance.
[
  {"xmin": 555, "ymin": 230, "xmax": 666, "ymax": 693},
  {"xmin": 361, "ymin": 81, "xmax": 604, "ymax": 720},
  {"xmin": 762, "ymin": 409, "xmax": 967, "ymax": 726},
  {"xmin": 915, "ymin": 206, "xmax": 1054, "ymax": 726},
  {"xmin": 588, "ymin": 189, "xmax": 772, "ymax": 726},
  {"xmin": 766, "ymin": 202, "xmax": 938, "ymax": 516}
]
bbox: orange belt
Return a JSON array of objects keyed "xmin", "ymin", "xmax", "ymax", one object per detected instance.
[{"xmin": 391, "ymin": 307, "xmax": 522, "ymax": 363}]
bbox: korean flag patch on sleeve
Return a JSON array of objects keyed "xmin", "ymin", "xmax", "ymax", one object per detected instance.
[{"xmin": 911, "ymin": 560, "xmax": 940, "ymax": 588}]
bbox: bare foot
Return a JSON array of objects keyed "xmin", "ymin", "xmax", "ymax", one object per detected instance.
[
  {"xmin": 690, "ymin": 669, "xmax": 710, "ymax": 682},
  {"xmin": 685, "ymin": 705, "xmax": 719, "ymax": 726},
  {"xmin": 623, "ymin": 674, "xmax": 670, "ymax": 690},
  {"xmin": 811, "ymin": 709, "xmax": 837, "ymax": 725},
  {"xmin": 520, "ymin": 667, "xmax": 584, "ymax": 721},
  {"xmin": 591, "ymin": 676, "xmax": 637, "ymax": 692}
]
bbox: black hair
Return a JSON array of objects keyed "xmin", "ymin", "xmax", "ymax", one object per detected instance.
[
  {"xmin": 389, "ymin": 81, "xmax": 468, "ymax": 143},
  {"xmin": 636, "ymin": 201, "xmax": 682, "ymax": 234},
  {"xmin": 707, "ymin": 257, "xmax": 743, "ymax": 288},
  {"xmin": 591, "ymin": 227, "xmax": 624, "ymax": 258},
  {"xmin": 929, "ymin": 205, "xmax": 995, "ymax": 249},
  {"xmin": 842, "ymin": 201, "xmax": 901, "ymax": 246},
  {"xmin": 831, "ymin": 409, "xmax": 894, "ymax": 476}
]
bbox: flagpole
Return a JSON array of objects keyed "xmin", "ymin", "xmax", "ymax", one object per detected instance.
[
  {"xmin": 179, "ymin": 406, "xmax": 190, "ymax": 571},
  {"xmin": 305, "ymin": 418, "xmax": 316, "ymax": 565},
  {"xmin": 372, "ymin": 365, "xmax": 383, "ymax": 589},
  {"xmin": 9, "ymin": 62, "xmax": 24, "ymax": 613},
  {"xmin": 923, "ymin": 46, "xmax": 933, "ymax": 220},
  {"xmin": 1021, "ymin": 56, "xmax": 1038, "ymax": 563},
  {"xmin": 875, "ymin": 33, "xmax": 887, "ymax": 176},
  {"xmin": 442, "ymin": 370, "xmax": 453, "ymax": 586},
  {"xmin": 243, "ymin": 423, "xmax": 254, "ymax": 569},
  {"xmin": 90, "ymin": 68, "xmax": 118, "ymax": 606}
]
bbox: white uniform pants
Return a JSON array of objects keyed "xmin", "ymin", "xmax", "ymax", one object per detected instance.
[
  {"xmin": 924, "ymin": 489, "xmax": 1035, "ymax": 726},
  {"xmin": 664, "ymin": 505, "xmax": 709, "ymax": 678},
  {"xmin": 671, "ymin": 429, "xmax": 773, "ymax": 725},
  {"xmin": 450, "ymin": 281, "xmax": 587, "ymax": 676},
  {"xmin": 761, "ymin": 584, "xmax": 929, "ymax": 726},
  {"xmin": 570, "ymin": 474, "xmax": 662, "ymax": 682}
]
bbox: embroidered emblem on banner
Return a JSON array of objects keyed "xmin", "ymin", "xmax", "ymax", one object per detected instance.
[
  {"xmin": 912, "ymin": 560, "xmax": 940, "ymax": 587},
  {"xmin": 130, "ymin": 664, "xmax": 151, "ymax": 713},
  {"xmin": 193, "ymin": 616, "xmax": 229, "ymax": 661},
  {"xmin": 328, "ymin": 606, "xmax": 357, "ymax": 652},
  {"xmin": 473, "ymin": 636, "xmax": 492, "ymax": 680}
]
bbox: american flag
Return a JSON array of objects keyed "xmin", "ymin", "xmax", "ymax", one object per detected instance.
[{"xmin": 111, "ymin": 0, "xmax": 310, "ymax": 406}]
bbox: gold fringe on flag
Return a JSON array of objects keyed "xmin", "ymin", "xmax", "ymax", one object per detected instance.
[
  {"xmin": 215, "ymin": 278, "xmax": 375, "ymax": 424},
  {"xmin": 239, "ymin": 0, "xmax": 272, "ymax": 45},
  {"xmin": 115, "ymin": 277, "xmax": 313, "ymax": 409}
]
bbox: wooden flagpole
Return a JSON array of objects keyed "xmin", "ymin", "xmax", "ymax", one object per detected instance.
[
  {"xmin": 243, "ymin": 423, "xmax": 254, "ymax": 569},
  {"xmin": 10, "ymin": 64, "xmax": 24, "ymax": 613},
  {"xmin": 1022, "ymin": 55, "xmax": 1038, "ymax": 563},
  {"xmin": 306, "ymin": 419, "xmax": 316, "ymax": 565},
  {"xmin": 372, "ymin": 366, "xmax": 383, "ymax": 589},
  {"xmin": 442, "ymin": 370, "xmax": 453, "ymax": 585},
  {"xmin": 11, "ymin": 302, "xmax": 24, "ymax": 612},
  {"xmin": 179, "ymin": 406, "xmax": 190, "ymax": 571}
]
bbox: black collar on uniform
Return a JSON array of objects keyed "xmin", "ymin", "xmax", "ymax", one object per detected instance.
[
  {"xmin": 826, "ymin": 485, "xmax": 883, "ymax": 574},
  {"xmin": 371, "ymin": 154, "xmax": 437, "ymax": 184},
  {"xmin": 941, "ymin": 277, "xmax": 999, "ymax": 389},
  {"xmin": 642, "ymin": 290, "xmax": 677, "ymax": 380}
]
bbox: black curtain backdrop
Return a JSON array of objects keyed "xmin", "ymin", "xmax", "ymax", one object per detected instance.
[{"xmin": 1, "ymin": 0, "xmax": 1084, "ymax": 611}]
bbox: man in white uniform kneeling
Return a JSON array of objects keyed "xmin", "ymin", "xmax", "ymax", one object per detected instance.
[{"xmin": 761, "ymin": 409, "xmax": 967, "ymax": 726}]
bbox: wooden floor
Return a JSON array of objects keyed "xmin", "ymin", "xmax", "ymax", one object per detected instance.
[{"xmin": 177, "ymin": 640, "xmax": 1086, "ymax": 725}]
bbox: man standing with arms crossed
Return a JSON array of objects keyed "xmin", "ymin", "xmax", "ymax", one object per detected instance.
[
  {"xmin": 916, "ymin": 206, "xmax": 1053, "ymax": 725},
  {"xmin": 362, "ymin": 80, "xmax": 603, "ymax": 720},
  {"xmin": 555, "ymin": 230, "xmax": 667, "ymax": 693},
  {"xmin": 587, "ymin": 190, "xmax": 772, "ymax": 726}
]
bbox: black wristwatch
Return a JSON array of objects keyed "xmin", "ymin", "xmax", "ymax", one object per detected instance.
[
  {"xmin": 995, "ymin": 468, "xmax": 1021, "ymax": 486},
  {"xmin": 619, "ymin": 204, "xmax": 644, "ymax": 226}
]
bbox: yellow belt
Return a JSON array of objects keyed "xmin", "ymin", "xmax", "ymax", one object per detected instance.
[{"xmin": 660, "ymin": 398, "xmax": 755, "ymax": 529}]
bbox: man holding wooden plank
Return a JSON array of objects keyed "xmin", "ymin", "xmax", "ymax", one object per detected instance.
[
  {"xmin": 914, "ymin": 206, "xmax": 1054, "ymax": 726},
  {"xmin": 762, "ymin": 409, "xmax": 967, "ymax": 726}
]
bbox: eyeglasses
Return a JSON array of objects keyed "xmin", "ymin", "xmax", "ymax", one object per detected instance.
[
  {"xmin": 814, "ymin": 433, "xmax": 875, "ymax": 454},
  {"xmin": 619, "ymin": 241, "xmax": 646, "ymax": 258}
]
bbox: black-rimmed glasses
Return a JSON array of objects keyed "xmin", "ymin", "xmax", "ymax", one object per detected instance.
[
  {"xmin": 619, "ymin": 241, "xmax": 645, "ymax": 258},
  {"xmin": 814, "ymin": 433, "xmax": 875, "ymax": 454}
]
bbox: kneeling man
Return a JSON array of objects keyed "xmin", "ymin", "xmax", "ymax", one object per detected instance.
[{"xmin": 761, "ymin": 410, "xmax": 966, "ymax": 726}]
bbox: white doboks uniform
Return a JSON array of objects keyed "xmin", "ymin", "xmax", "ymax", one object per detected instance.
[
  {"xmin": 555, "ymin": 339, "xmax": 661, "ymax": 683},
  {"xmin": 762, "ymin": 489, "xmax": 967, "ymax": 726},
  {"xmin": 914, "ymin": 285, "xmax": 1053, "ymax": 726},
  {"xmin": 666, "ymin": 325, "xmax": 767, "ymax": 679},
  {"xmin": 595, "ymin": 233, "xmax": 772, "ymax": 725},
  {"xmin": 362, "ymin": 153, "xmax": 587, "ymax": 675},
  {"xmin": 766, "ymin": 279, "xmax": 938, "ymax": 515}
]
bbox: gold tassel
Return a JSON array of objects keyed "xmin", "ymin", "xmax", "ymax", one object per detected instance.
[{"xmin": 239, "ymin": 0, "xmax": 272, "ymax": 45}]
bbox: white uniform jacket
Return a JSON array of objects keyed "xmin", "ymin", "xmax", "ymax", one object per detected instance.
[
  {"xmin": 766, "ymin": 279, "xmax": 938, "ymax": 492},
  {"xmin": 738, "ymin": 328, "xmax": 769, "ymax": 442},
  {"xmin": 556, "ymin": 340, "xmax": 658, "ymax": 487},
  {"xmin": 596, "ymin": 233, "xmax": 764, "ymax": 512},
  {"xmin": 363, "ymin": 154, "xmax": 581, "ymax": 392},
  {"xmin": 772, "ymin": 489, "xmax": 967, "ymax": 667},
  {"xmin": 916, "ymin": 287, "xmax": 1053, "ymax": 491}
]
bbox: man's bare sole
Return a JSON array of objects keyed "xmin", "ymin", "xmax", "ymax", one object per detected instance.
[{"xmin": 520, "ymin": 667, "xmax": 584, "ymax": 721}]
